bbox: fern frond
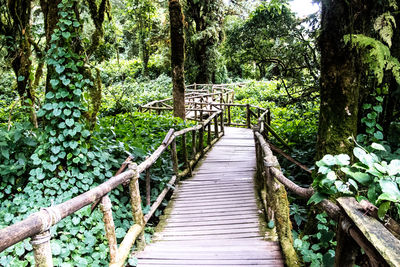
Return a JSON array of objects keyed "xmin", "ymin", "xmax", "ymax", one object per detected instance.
[
  {"xmin": 344, "ymin": 34, "xmax": 400, "ymax": 84},
  {"xmin": 374, "ymin": 12, "xmax": 396, "ymax": 47}
]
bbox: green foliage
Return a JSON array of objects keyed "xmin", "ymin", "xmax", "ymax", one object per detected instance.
[
  {"xmin": 223, "ymin": 1, "xmax": 319, "ymax": 91},
  {"xmin": 293, "ymin": 213, "xmax": 336, "ymax": 267},
  {"xmin": 184, "ymin": 0, "xmax": 225, "ymax": 83},
  {"xmin": 357, "ymin": 94, "xmax": 385, "ymax": 144},
  {"xmin": 0, "ymin": 111, "xmax": 189, "ymax": 265},
  {"xmin": 0, "ymin": 123, "xmax": 37, "ymax": 196},
  {"xmin": 99, "ymin": 59, "xmax": 172, "ymax": 114},
  {"xmin": 312, "ymin": 142, "xmax": 400, "ymax": 219},
  {"xmin": 344, "ymin": 34, "xmax": 400, "ymax": 84}
]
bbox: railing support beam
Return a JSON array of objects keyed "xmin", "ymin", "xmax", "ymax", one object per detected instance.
[{"xmin": 31, "ymin": 231, "xmax": 53, "ymax": 267}]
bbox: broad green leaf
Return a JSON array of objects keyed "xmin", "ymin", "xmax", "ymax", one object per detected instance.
[
  {"xmin": 353, "ymin": 147, "xmax": 367, "ymax": 161},
  {"xmin": 373, "ymin": 163, "xmax": 387, "ymax": 174},
  {"xmin": 55, "ymin": 65, "xmax": 65, "ymax": 74},
  {"xmin": 350, "ymin": 172, "xmax": 371, "ymax": 185},
  {"xmin": 326, "ymin": 171, "xmax": 337, "ymax": 180},
  {"xmin": 374, "ymin": 131, "xmax": 384, "ymax": 140},
  {"xmin": 115, "ymin": 228, "xmax": 126, "ymax": 238},
  {"xmin": 371, "ymin": 142, "xmax": 386, "ymax": 151},
  {"xmin": 63, "ymin": 109, "xmax": 72, "ymax": 116},
  {"xmin": 387, "ymin": 159, "xmax": 400, "ymax": 176},
  {"xmin": 373, "ymin": 105, "xmax": 383, "ymax": 113},
  {"xmin": 336, "ymin": 154, "xmax": 350, "ymax": 166},
  {"xmin": 51, "ymin": 146, "xmax": 61, "ymax": 155},
  {"xmin": 318, "ymin": 166, "xmax": 330, "ymax": 174},
  {"xmin": 321, "ymin": 154, "xmax": 336, "ymax": 166},
  {"xmin": 62, "ymin": 78, "xmax": 71, "ymax": 86},
  {"xmin": 46, "ymin": 92, "xmax": 55, "ymax": 99},
  {"xmin": 379, "ymin": 179, "xmax": 400, "ymax": 201},
  {"xmin": 66, "ymin": 119, "xmax": 74, "ymax": 127},
  {"xmin": 72, "ymin": 216, "xmax": 80, "ymax": 225},
  {"xmin": 307, "ymin": 192, "xmax": 326, "ymax": 205},
  {"xmin": 378, "ymin": 201, "xmax": 391, "ymax": 220},
  {"xmin": 62, "ymin": 32, "xmax": 71, "ymax": 39},
  {"xmin": 52, "ymin": 242, "xmax": 62, "ymax": 256}
]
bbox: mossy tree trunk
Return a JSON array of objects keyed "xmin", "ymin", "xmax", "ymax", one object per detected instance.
[
  {"xmin": 39, "ymin": 0, "xmax": 108, "ymax": 128},
  {"xmin": 0, "ymin": 0, "xmax": 39, "ymax": 127},
  {"xmin": 169, "ymin": 0, "xmax": 186, "ymax": 120},
  {"xmin": 40, "ymin": 0, "xmax": 62, "ymax": 94},
  {"xmin": 382, "ymin": 12, "xmax": 400, "ymax": 136},
  {"xmin": 316, "ymin": 0, "xmax": 378, "ymax": 159}
]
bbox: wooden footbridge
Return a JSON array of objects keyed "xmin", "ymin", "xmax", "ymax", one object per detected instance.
[
  {"xmin": 136, "ymin": 127, "xmax": 283, "ymax": 266},
  {"xmin": 1, "ymin": 83, "xmax": 399, "ymax": 267}
]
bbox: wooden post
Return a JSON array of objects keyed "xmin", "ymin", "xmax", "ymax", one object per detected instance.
[
  {"xmin": 194, "ymin": 103, "xmax": 197, "ymax": 120},
  {"xmin": 214, "ymin": 115, "xmax": 219, "ymax": 138},
  {"xmin": 170, "ymin": 139, "xmax": 179, "ymax": 177},
  {"xmin": 207, "ymin": 122, "xmax": 212, "ymax": 146},
  {"xmin": 246, "ymin": 104, "xmax": 251, "ymax": 128},
  {"xmin": 200, "ymin": 110, "xmax": 203, "ymax": 122},
  {"xmin": 182, "ymin": 133, "xmax": 192, "ymax": 176},
  {"xmin": 220, "ymin": 112, "xmax": 224, "ymax": 135},
  {"xmin": 31, "ymin": 230, "xmax": 53, "ymax": 267},
  {"xmin": 128, "ymin": 163, "xmax": 145, "ymax": 250},
  {"xmin": 228, "ymin": 105, "xmax": 231, "ymax": 126},
  {"xmin": 257, "ymin": 108, "xmax": 261, "ymax": 119},
  {"xmin": 198, "ymin": 125, "xmax": 204, "ymax": 154},
  {"xmin": 191, "ymin": 130, "xmax": 197, "ymax": 158},
  {"xmin": 146, "ymin": 168, "xmax": 151, "ymax": 207},
  {"xmin": 334, "ymin": 217, "xmax": 358, "ymax": 267},
  {"xmin": 100, "ymin": 196, "xmax": 118, "ymax": 263},
  {"xmin": 219, "ymin": 93, "xmax": 223, "ymax": 110}
]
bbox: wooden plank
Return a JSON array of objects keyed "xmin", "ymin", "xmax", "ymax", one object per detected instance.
[
  {"xmin": 165, "ymin": 214, "xmax": 260, "ymax": 223},
  {"xmin": 164, "ymin": 218, "xmax": 261, "ymax": 227},
  {"xmin": 160, "ymin": 233, "xmax": 263, "ymax": 240},
  {"xmin": 162, "ymin": 223, "xmax": 260, "ymax": 232},
  {"xmin": 171, "ymin": 203, "xmax": 257, "ymax": 211},
  {"xmin": 137, "ymin": 259, "xmax": 283, "ymax": 265},
  {"xmin": 337, "ymin": 197, "xmax": 400, "ymax": 267},
  {"xmin": 138, "ymin": 251, "xmax": 282, "ymax": 259},
  {"xmin": 161, "ymin": 227, "xmax": 262, "ymax": 236}
]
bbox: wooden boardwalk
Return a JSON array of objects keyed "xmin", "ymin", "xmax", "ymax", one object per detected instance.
[{"xmin": 136, "ymin": 127, "xmax": 283, "ymax": 267}]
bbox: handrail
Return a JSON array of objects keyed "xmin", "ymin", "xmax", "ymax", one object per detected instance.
[{"xmin": 253, "ymin": 117, "xmax": 400, "ymax": 267}]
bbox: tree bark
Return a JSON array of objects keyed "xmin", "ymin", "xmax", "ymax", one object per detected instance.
[
  {"xmin": 169, "ymin": 0, "xmax": 186, "ymax": 120},
  {"xmin": 316, "ymin": 1, "xmax": 377, "ymax": 159}
]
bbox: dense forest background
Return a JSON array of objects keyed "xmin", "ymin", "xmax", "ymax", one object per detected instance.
[{"xmin": 0, "ymin": 0, "xmax": 399, "ymax": 266}]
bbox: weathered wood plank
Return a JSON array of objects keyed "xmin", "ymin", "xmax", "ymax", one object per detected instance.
[
  {"xmin": 337, "ymin": 197, "xmax": 400, "ymax": 267},
  {"xmin": 136, "ymin": 127, "xmax": 282, "ymax": 266}
]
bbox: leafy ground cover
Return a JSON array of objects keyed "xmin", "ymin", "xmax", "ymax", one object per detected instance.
[{"xmin": 0, "ymin": 111, "xmax": 190, "ymax": 266}]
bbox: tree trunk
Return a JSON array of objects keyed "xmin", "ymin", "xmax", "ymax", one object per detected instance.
[
  {"xmin": 316, "ymin": 1, "xmax": 376, "ymax": 159},
  {"xmin": 169, "ymin": 0, "xmax": 186, "ymax": 120},
  {"xmin": 5, "ymin": 0, "xmax": 38, "ymax": 126},
  {"xmin": 40, "ymin": 0, "xmax": 62, "ymax": 94},
  {"xmin": 383, "ymin": 12, "xmax": 400, "ymax": 137}
]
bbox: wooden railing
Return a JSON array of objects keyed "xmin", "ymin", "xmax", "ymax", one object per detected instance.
[
  {"xmin": 0, "ymin": 110, "xmax": 225, "ymax": 267},
  {"xmin": 139, "ymin": 83, "xmax": 238, "ymax": 118},
  {"xmin": 252, "ymin": 114, "xmax": 400, "ymax": 267}
]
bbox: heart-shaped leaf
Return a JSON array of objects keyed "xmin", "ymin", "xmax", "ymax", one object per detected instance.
[
  {"xmin": 55, "ymin": 65, "xmax": 65, "ymax": 74},
  {"xmin": 66, "ymin": 118, "xmax": 74, "ymax": 127}
]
